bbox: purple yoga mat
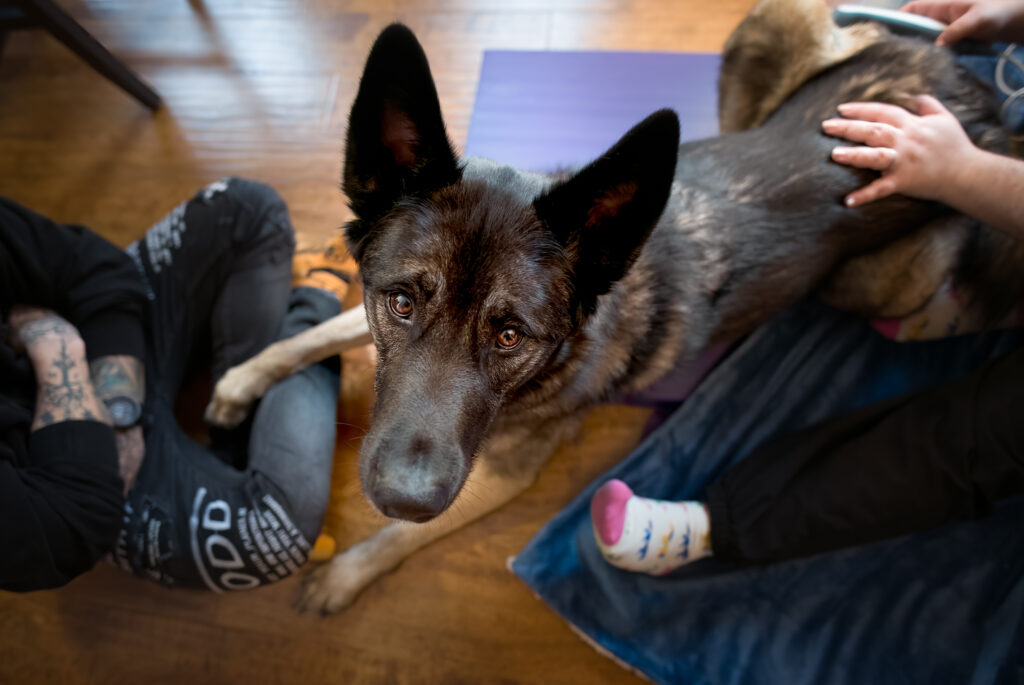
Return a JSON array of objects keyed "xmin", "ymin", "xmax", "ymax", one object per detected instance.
[
  {"xmin": 466, "ymin": 50, "xmax": 727, "ymax": 417},
  {"xmin": 465, "ymin": 50, "xmax": 721, "ymax": 172}
]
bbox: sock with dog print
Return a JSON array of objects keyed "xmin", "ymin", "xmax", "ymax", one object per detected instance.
[{"xmin": 591, "ymin": 479, "xmax": 712, "ymax": 574}]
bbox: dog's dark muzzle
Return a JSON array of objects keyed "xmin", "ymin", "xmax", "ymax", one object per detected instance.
[
  {"xmin": 361, "ymin": 428, "xmax": 468, "ymax": 522},
  {"xmin": 366, "ymin": 455, "xmax": 454, "ymax": 522},
  {"xmin": 360, "ymin": 345, "xmax": 492, "ymax": 522}
]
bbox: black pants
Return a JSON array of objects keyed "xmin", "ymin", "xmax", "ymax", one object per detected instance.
[
  {"xmin": 707, "ymin": 345, "xmax": 1024, "ymax": 561},
  {"xmin": 112, "ymin": 179, "xmax": 341, "ymax": 591}
]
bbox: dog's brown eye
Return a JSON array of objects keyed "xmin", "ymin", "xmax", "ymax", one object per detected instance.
[
  {"xmin": 389, "ymin": 292, "xmax": 413, "ymax": 318},
  {"xmin": 497, "ymin": 327, "xmax": 523, "ymax": 350}
]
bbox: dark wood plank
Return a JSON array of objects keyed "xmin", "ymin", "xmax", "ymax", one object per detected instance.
[{"xmin": 14, "ymin": 0, "xmax": 161, "ymax": 109}]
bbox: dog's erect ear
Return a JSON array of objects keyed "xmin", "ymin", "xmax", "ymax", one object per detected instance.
[
  {"xmin": 533, "ymin": 109, "xmax": 679, "ymax": 317},
  {"xmin": 343, "ymin": 24, "xmax": 460, "ymax": 255}
]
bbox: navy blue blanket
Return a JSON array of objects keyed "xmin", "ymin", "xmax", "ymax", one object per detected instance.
[{"xmin": 511, "ymin": 301, "xmax": 1024, "ymax": 684}]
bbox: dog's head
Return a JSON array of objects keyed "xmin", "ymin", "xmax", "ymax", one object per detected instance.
[{"xmin": 344, "ymin": 24, "xmax": 678, "ymax": 522}]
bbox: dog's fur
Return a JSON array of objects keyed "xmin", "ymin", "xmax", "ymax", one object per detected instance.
[{"xmin": 205, "ymin": 0, "xmax": 1024, "ymax": 613}]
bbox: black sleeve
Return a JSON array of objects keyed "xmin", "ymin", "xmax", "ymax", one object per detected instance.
[
  {"xmin": 0, "ymin": 422, "xmax": 124, "ymax": 592},
  {"xmin": 0, "ymin": 198, "xmax": 140, "ymax": 591},
  {"xmin": 0, "ymin": 198, "xmax": 147, "ymax": 360}
]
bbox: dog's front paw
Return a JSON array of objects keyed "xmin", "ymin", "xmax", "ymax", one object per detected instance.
[
  {"xmin": 204, "ymin": 363, "xmax": 268, "ymax": 428},
  {"xmin": 295, "ymin": 542, "xmax": 386, "ymax": 616}
]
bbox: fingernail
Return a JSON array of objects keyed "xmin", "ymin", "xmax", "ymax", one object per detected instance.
[
  {"xmin": 837, "ymin": 104, "xmax": 851, "ymax": 114},
  {"xmin": 822, "ymin": 119, "xmax": 839, "ymax": 130},
  {"xmin": 832, "ymin": 146, "xmax": 850, "ymax": 159},
  {"xmin": 845, "ymin": 195, "xmax": 857, "ymax": 207}
]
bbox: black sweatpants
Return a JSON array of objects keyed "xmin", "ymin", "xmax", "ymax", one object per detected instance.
[
  {"xmin": 112, "ymin": 179, "xmax": 341, "ymax": 591},
  {"xmin": 707, "ymin": 345, "xmax": 1024, "ymax": 561}
]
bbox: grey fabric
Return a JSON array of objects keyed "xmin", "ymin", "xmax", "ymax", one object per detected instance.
[
  {"xmin": 248, "ymin": 287, "xmax": 341, "ymax": 541},
  {"xmin": 113, "ymin": 179, "xmax": 342, "ymax": 591}
]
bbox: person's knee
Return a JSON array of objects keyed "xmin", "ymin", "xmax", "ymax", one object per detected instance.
[
  {"xmin": 224, "ymin": 177, "xmax": 285, "ymax": 218},
  {"xmin": 221, "ymin": 178, "xmax": 296, "ymax": 265},
  {"xmin": 223, "ymin": 177, "xmax": 293, "ymax": 235}
]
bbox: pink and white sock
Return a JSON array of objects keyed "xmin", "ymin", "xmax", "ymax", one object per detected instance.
[{"xmin": 590, "ymin": 479, "xmax": 712, "ymax": 574}]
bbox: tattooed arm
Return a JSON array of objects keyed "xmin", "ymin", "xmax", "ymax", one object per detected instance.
[
  {"xmin": 10, "ymin": 310, "xmax": 146, "ymax": 492},
  {"xmin": 89, "ymin": 356, "xmax": 145, "ymax": 406},
  {"xmin": 8, "ymin": 307, "xmax": 110, "ymax": 430},
  {"xmin": 2, "ymin": 306, "xmax": 125, "ymax": 590},
  {"xmin": 14, "ymin": 310, "xmax": 147, "ymax": 491},
  {"xmin": 89, "ymin": 355, "xmax": 146, "ymax": 492}
]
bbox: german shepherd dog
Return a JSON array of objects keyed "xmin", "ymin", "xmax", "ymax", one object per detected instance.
[{"xmin": 204, "ymin": 0, "xmax": 1023, "ymax": 613}]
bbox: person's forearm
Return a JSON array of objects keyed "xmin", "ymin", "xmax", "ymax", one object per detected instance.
[
  {"xmin": 89, "ymin": 355, "xmax": 146, "ymax": 491},
  {"xmin": 27, "ymin": 327, "xmax": 110, "ymax": 431},
  {"xmin": 943, "ymin": 149, "xmax": 1024, "ymax": 240},
  {"xmin": 89, "ymin": 355, "xmax": 145, "ymax": 405}
]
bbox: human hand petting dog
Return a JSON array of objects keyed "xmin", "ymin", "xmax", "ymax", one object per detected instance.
[
  {"xmin": 901, "ymin": 0, "xmax": 1024, "ymax": 46},
  {"xmin": 824, "ymin": 95, "xmax": 1024, "ymax": 239},
  {"xmin": 823, "ymin": 95, "xmax": 975, "ymax": 207}
]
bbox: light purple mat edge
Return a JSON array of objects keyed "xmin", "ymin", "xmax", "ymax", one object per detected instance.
[{"xmin": 465, "ymin": 50, "xmax": 721, "ymax": 172}]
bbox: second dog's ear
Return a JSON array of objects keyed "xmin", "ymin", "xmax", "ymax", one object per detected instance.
[
  {"xmin": 534, "ymin": 109, "xmax": 679, "ymax": 317},
  {"xmin": 343, "ymin": 24, "xmax": 460, "ymax": 257}
]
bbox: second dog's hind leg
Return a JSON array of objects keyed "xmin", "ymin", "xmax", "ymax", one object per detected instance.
[{"xmin": 718, "ymin": 0, "xmax": 884, "ymax": 132}]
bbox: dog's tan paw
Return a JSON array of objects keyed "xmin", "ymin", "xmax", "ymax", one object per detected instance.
[
  {"xmin": 295, "ymin": 538, "xmax": 393, "ymax": 616},
  {"xmin": 204, "ymin": 364, "xmax": 267, "ymax": 428},
  {"xmin": 295, "ymin": 555, "xmax": 371, "ymax": 616}
]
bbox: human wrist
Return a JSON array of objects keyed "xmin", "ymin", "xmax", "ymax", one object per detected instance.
[
  {"xmin": 932, "ymin": 144, "xmax": 986, "ymax": 206},
  {"xmin": 90, "ymin": 355, "xmax": 145, "ymax": 404},
  {"xmin": 90, "ymin": 355, "xmax": 145, "ymax": 429},
  {"xmin": 29, "ymin": 334, "xmax": 111, "ymax": 431},
  {"xmin": 27, "ymin": 332, "xmax": 87, "ymax": 369},
  {"xmin": 18, "ymin": 315, "xmax": 84, "ymax": 357}
]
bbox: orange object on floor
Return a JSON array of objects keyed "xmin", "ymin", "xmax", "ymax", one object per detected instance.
[
  {"xmin": 292, "ymin": 234, "xmax": 358, "ymax": 302},
  {"xmin": 310, "ymin": 533, "xmax": 337, "ymax": 562}
]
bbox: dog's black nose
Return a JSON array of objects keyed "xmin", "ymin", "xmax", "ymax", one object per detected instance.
[
  {"xmin": 363, "ymin": 433, "xmax": 460, "ymax": 521},
  {"xmin": 374, "ymin": 482, "xmax": 451, "ymax": 522}
]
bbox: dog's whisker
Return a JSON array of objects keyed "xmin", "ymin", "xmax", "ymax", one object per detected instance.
[{"xmin": 334, "ymin": 421, "xmax": 368, "ymax": 436}]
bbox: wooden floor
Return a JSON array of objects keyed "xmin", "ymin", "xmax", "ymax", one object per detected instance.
[{"xmin": 0, "ymin": 1, "xmax": 755, "ymax": 682}]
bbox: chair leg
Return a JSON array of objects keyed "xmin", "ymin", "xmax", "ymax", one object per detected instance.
[{"xmin": 14, "ymin": 0, "xmax": 161, "ymax": 111}]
